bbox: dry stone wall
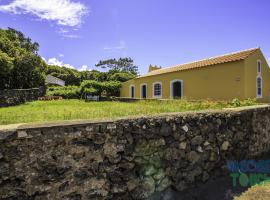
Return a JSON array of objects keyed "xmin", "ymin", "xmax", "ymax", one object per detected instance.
[
  {"xmin": 0, "ymin": 106, "xmax": 270, "ymax": 199},
  {"xmin": 0, "ymin": 87, "xmax": 44, "ymax": 107}
]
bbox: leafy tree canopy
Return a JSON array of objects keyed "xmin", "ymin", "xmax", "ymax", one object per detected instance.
[
  {"xmin": 0, "ymin": 28, "xmax": 46, "ymax": 90},
  {"xmin": 95, "ymin": 57, "xmax": 139, "ymax": 75}
]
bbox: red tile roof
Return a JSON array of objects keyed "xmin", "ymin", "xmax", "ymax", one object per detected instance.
[{"xmin": 138, "ymin": 48, "xmax": 259, "ymax": 78}]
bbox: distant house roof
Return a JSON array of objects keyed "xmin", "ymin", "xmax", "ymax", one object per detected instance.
[
  {"xmin": 138, "ymin": 48, "xmax": 259, "ymax": 78},
  {"xmin": 46, "ymin": 75, "xmax": 65, "ymax": 86}
]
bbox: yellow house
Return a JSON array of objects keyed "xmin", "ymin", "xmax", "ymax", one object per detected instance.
[{"xmin": 120, "ymin": 48, "xmax": 270, "ymax": 102}]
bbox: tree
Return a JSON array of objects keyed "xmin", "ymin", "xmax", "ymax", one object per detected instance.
[
  {"xmin": 46, "ymin": 65, "xmax": 81, "ymax": 86},
  {"xmin": 0, "ymin": 51, "xmax": 13, "ymax": 90},
  {"xmin": 95, "ymin": 57, "xmax": 139, "ymax": 75},
  {"xmin": 0, "ymin": 28, "xmax": 46, "ymax": 89},
  {"xmin": 108, "ymin": 72, "xmax": 135, "ymax": 82}
]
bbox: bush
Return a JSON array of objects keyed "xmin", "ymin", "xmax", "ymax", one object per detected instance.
[
  {"xmin": 230, "ymin": 98, "xmax": 257, "ymax": 107},
  {"xmin": 109, "ymin": 72, "xmax": 135, "ymax": 82},
  {"xmin": 80, "ymin": 80, "xmax": 122, "ymax": 97},
  {"xmin": 47, "ymin": 86, "xmax": 80, "ymax": 99},
  {"xmin": 231, "ymin": 98, "xmax": 241, "ymax": 107},
  {"xmin": 102, "ymin": 81, "xmax": 122, "ymax": 97}
]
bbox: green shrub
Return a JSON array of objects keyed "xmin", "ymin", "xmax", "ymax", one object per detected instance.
[
  {"xmin": 80, "ymin": 80, "xmax": 122, "ymax": 97},
  {"xmin": 231, "ymin": 98, "xmax": 241, "ymax": 107},
  {"xmin": 47, "ymin": 86, "xmax": 80, "ymax": 99},
  {"xmin": 80, "ymin": 80, "xmax": 103, "ymax": 95},
  {"xmin": 242, "ymin": 98, "xmax": 257, "ymax": 106},
  {"xmin": 102, "ymin": 81, "xmax": 122, "ymax": 97},
  {"xmin": 230, "ymin": 98, "xmax": 257, "ymax": 107},
  {"xmin": 109, "ymin": 72, "xmax": 135, "ymax": 82}
]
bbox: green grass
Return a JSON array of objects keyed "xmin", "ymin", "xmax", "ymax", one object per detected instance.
[{"xmin": 0, "ymin": 99, "xmax": 259, "ymax": 125}]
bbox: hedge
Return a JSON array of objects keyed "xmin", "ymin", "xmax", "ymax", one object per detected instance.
[{"xmin": 47, "ymin": 86, "xmax": 80, "ymax": 99}]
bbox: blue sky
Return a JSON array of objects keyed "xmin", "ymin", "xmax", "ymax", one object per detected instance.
[{"xmin": 0, "ymin": 0, "xmax": 270, "ymax": 74}]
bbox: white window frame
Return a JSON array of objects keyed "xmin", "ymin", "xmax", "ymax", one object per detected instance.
[
  {"xmin": 170, "ymin": 79, "xmax": 184, "ymax": 99},
  {"xmin": 257, "ymin": 60, "xmax": 262, "ymax": 75},
  {"xmin": 256, "ymin": 75, "xmax": 263, "ymax": 99},
  {"xmin": 140, "ymin": 83, "xmax": 147, "ymax": 99},
  {"xmin": 129, "ymin": 85, "xmax": 135, "ymax": 98},
  {"xmin": 152, "ymin": 82, "xmax": 162, "ymax": 98}
]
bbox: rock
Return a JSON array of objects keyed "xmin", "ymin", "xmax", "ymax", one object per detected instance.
[
  {"xmin": 86, "ymin": 126, "xmax": 94, "ymax": 132},
  {"xmin": 175, "ymin": 181, "xmax": 188, "ymax": 191},
  {"xmin": 0, "ymin": 131, "xmax": 16, "ymax": 140},
  {"xmin": 91, "ymin": 133, "xmax": 106, "ymax": 145},
  {"xmin": 186, "ymin": 167, "xmax": 202, "ymax": 183},
  {"xmin": 187, "ymin": 151, "xmax": 200, "ymax": 163},
  {"xmin": 156, "ymin": 177, "xmax": 171, "ymax": 192},
  {"xmin": 197, "ymin": 146, "xmax": 203, "ymax": 153},
  {"xmin": 209, "ymin": 152, "xmax": 218, "ymax": 161},
  {"xmin": 0, "ymin": 152, "xmax": 3, "ymax": 159},
  {"xmin": 153, "ymin": 138, "xmax": 166, "ymax": 146},
  {"xmin": 144, "ymin": 165, "xmax": 157, "ymax": 176},
  {"xmin": 153, "ymin": 169, "xmax": 165, "ymax": 181},
  {"xmin": 127, "ymin": 179, "xmax": 140, "ymax": 191},
  {"xmin": 107, "ymin": 123, "xmax": 117, "ymax": 130},
  {"xmin": 182, "ymin": 125, "xmax": 189, "ymax": 132},
  {"xmin": 74, "ymin": 167, "xmax": 91, "ymax": 181},
  {"xmin": 132, "ymin": 177, "xmax": 155, "ymax": 199},
  {"xmin": 160, "ymin": 123, "xmax": 172, "ymax": 136},
  {"xmin": 202, "ymin": 171, "xmax": 210, "ymax": 182},
  {"xmin": 216, "ymin": 119, "xmax": 222, "ymax": 126},
  {"xmin": 221, "ymin": 141, "xmax": 230, "ymax": 151},
  {"xmin": 179, "ymin": 134, "xmax": 186, "ymax": 141},
  {"xmin": 203, "ymin": 141, "xmax": 210, "ymax": 146},
  {"xmin": 103, "ymin": 142, "xmax": 124, "ymax": 163},
  {"xmin": 63, "ymin": 192, "xmax": 82, "ymax": 200},
  {"xmin": 179, "ymin": 142, "xmax": 187, "ymax": 150},
  {"xmin": 17, "ymin": 130, "xmax": 29, "ymax": 138},
  {"xmin": 191, "ymin": 136, "xmax": 203, "ymax": 146},
  {"xmin": 87, "ymin": 178, "xmax": 108, "ymax": 197}
]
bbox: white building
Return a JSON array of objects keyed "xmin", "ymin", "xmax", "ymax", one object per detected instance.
[{"xmin": 46, "ymin": 75, "xmax": 65, "ymax": 86}]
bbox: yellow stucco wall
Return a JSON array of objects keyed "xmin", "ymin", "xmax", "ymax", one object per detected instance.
[
  {"xmin": 120, "ymin": 51, "xmax": 270, "ymax": 102},
  {"xmin": 244, "ymin": 49, "xmax": 270, "ymax": 102}
]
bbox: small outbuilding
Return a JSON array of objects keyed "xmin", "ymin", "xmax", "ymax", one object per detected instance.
[
  {"xmin": 46, "ymin": 75, "xmax": 65, "ymax": 86},
  {"xmin": 120, "ymin": 48, "xmax": 270, "ymax": 102}
]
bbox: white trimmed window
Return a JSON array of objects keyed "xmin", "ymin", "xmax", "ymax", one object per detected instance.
[
  {"xmin": 153, "ymin": 82, "xmax": 162, "ymax": 98},
  {"xmin": 256, "ymin": 76, "xmax": 262, "ymax": 98},
  {"xmin": 257, "ymin": 60, "xmax": 262, "ymax": 74}
]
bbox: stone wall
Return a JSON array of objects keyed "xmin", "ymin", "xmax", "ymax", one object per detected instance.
[
  {"xmin": 0, "ymin": 106, "xmax": 270, "ymax": 199},
  {"xmin": 0, "ymin": 87, "xmax": 44, "ymax": 107}
]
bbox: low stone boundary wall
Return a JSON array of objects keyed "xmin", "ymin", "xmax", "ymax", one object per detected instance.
[
  {"xmin": 0, "ymin": 105, "xmax": 270, "ymax": 199},
  {"xmin": 0, "ymin": 87, "xmax": 44, "ymax": 107}
]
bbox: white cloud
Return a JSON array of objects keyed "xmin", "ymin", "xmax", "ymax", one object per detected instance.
[
  {"xmin": 58, "ymin": 53, "xmax": 64, "ymax": 58},
  {"xmin": 0, "ymin": 0, "xmax": 88, "ymax": 27},
  {"xmin": 79, "ymin": 65, "xmax": 88, "ymax": 71},
  {"xmin": 47, "ymin": 57, "xmax": 75, "ymax": 69},
  {"xmin": 104, "ymin": 40, "xmax": 126, "ymax": 51}
]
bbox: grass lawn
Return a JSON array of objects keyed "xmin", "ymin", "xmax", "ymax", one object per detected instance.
[{"xmin": 0, "ymin": 99, "xmax": 258, "ymax": 125}]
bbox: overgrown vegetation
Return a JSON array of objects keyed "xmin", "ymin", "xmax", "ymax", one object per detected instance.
[
  {"xmin": 46, "ymin": 57, "xmax": 138, "ymax": 87},
  {"xmin": 0, "ymin": 28, "xmax": 46, "ymax": 89},
  {"xmin": 47, "ymin": 86, "xmax": 81, "ymax": 99},
  {"xmin": 0, "ymin": 27, "xmax": 137, "ymax": 93},
  {"xmin": 46, "ymin": 80, "xmax": 122, "ymax": 99},
  {"xmin": 0, "ymin": 99, "xmax": 258, "ymax": 125}
]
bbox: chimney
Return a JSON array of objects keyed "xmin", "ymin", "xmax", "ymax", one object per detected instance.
[{"xmin": 148, "ymin": 65, "xmax": 161, "ymax": 72}]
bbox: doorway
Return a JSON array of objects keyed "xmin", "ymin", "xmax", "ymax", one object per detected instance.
[
  {"xmin": 170, "ymin": 80, "xmax": 183, "ymax": 99},
  {"xmin": 141, "ymin": 84, "xmax": 147, "ymax": 99}
]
